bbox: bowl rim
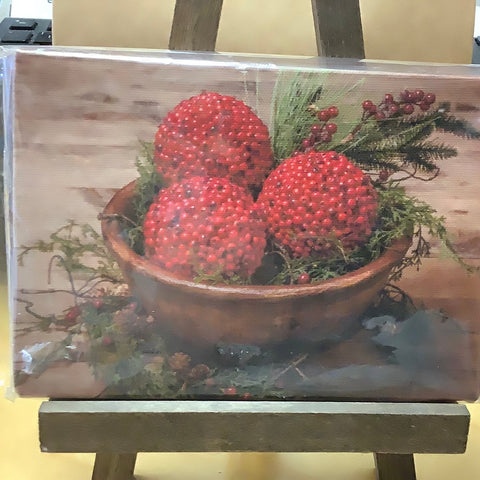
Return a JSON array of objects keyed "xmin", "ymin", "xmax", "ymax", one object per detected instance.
[{"xmin": 101, "ymin": 180, "xmax": 411, "ymax": 301}]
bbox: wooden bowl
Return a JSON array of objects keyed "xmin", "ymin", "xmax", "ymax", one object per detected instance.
[{"xmin": 101, "ymin": 181, "xmax": 411, "ymax": 347}]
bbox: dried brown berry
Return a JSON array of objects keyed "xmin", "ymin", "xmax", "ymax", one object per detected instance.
[
  {"xmin": 189, "ymin": 364, "xmax": 211, "ymax": 381},
  {"xmin": 168, "ymin": 352, "xmax": 191, "ymax": 372}
]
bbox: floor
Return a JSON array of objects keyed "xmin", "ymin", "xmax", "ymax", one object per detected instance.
[{"xmin": 0, "ymin": 274, "xmax": 479, "ymax": 480}]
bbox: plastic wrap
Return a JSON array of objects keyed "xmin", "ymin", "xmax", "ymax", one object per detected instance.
[{"xmin": 4, "ymin": 46, "xmax": 480, "ymax": 400}]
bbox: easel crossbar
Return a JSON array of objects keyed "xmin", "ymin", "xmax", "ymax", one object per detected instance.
[{"xmin": 39, "ymin": 401, "xmax": 469, "ymax": 454}]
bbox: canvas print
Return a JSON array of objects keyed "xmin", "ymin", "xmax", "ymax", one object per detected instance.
[{"xmin": 7, "ymin": 49, "xmax": 480, "ymax": 400}]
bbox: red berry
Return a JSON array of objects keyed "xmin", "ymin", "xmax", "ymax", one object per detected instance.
[
  {"xmin": 375, "ymin": 112, "xmax": 386, "ymax": 120},
  {"xmin": 379, "ymin": 170, "xmax": 390, "ymax": 181},
  {"xmin": 400, "ymin": 90, "xmax": 415, "ymax": 102},
  {"xmin": 424, "ymin": 93, "xmax": 436, "ymax": 104},
  {"xmin": 388, "ymin": 104, "xmax": 399, "ymax": 115},
  {"xmin": 102, "ymin": 335, "xmax": 113, "ymax": 346},
  {"xmin": 301, "ymin": 138, "xmax": 313, "ymax": 149},
  {"xmin": 384, "ymin": 94, "xmax": 394, "ymax": 104},
  {"xmin": 317, "ymin": 110, "xmax": 331, "ymax": 122},
  {"xmin": 297, "ymin": 273, "xmax": 311, "ymax": 284},
  {"xmin": 327, "ymin": 106, "xmax": 339, "ymax": 118},
  {"xmin": 154, "ymin": 92, "xmax": 273, "ymax": 191},
  {"xmin": 325, "ymin": 123, "xmax": 337, "ymax": 134},
  {"xmin": 362, "ymin": 100, "xmax": 374, "ymax": 111},
  {"xmin": 310, "ymin": 124, "xmax": 323, "ymax": 135},
  {"xmin": 93, "ymin": 299, "xmax": 104, "ymax": 309},
  {"xmin": 402, "ymin": 103, "xmax": 415, "ymax": 115},
  {"xmin": 242, "ymin": 392, "xmax": 252, "ymax": 400},
  {"xmin": 65, "ymin": 305, "xmax": 81, "ymax": 322},
  {"xmin": 419, "ymin": 101, "xmax": 430, "ymax": 111},
  {"xmin": 224, "ymin": 387, "xmax": 237, "ymax": 395},
  {"xmin": 413, "ymin": 89, "xmax": 425, "ymax": 101},
  {"xmin": 143, "ymin": 177, "xmax": 266, "ymax": 280},
  {"xmin": 258, "ymin": 152, "xmax": 378, "ymax": 258}
]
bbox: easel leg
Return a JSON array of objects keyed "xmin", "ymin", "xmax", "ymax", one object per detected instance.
[
  {"xmin": 92, "ymin": 453, "xmax": 137, "ymax": 480},
  {"xmin": 374, "ymin": 453, "xmax": 416, "ymax": 480}
]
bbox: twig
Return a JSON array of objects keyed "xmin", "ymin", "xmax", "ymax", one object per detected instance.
[
  {"xmin": 98, "ymin": 213, "xmax": 137, "ymax": 227},
  {"xmin": 394, "ymin": 166, "xmax": 440, "ymax": 183},
  {"xmin": 273, "ymin": 353, "xmax": 308, "ymax": 381},
  {"xmin": 15, "ymin": 297, "xmax": 56, "ymax": 322},
  {"xmin": 294, "ymin": 367, "xmax": 309, "ymax": 380},
  {"xmin": 48, "ymin": 255, "xmax": 78, "ymax": 299}
]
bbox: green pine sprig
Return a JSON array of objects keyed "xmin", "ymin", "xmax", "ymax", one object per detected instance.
[
  {"xmin": 271, "ymin": 72, "xmax": 325, "ymax": 163},
  {"xmin": 127, "ymin": 141, "xmax": 165, "ymax": 255},
  {"xmin": 338, "ymin": 111, "xmax": 467, "ymax": 176}
]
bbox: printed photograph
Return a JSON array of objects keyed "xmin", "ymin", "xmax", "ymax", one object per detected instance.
[{"xmin": 9, "ymin": 50, "xmax": 480, "ymax": 400}]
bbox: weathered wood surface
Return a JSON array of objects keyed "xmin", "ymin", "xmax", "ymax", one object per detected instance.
[
  {"xmin": 375, "ymin": 453, "xmax": 416, "ymax": 480},
  {"xmin": 39, "ymin": 401, "xmax": 470, "ymax": 454},
  {"xmin": 169, "ymin": 0, "xmax": 223, "ymax": 51},
  {"xmin": 311, "ymin": 0, "xmax": 365, "ymax": 58},
  {"xmin": 92, "ymin": 453, "xmax": 137, "ymax": 480}
]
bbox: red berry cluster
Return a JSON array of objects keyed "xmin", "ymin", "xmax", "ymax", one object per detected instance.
[
  {"xmin": 143, "ymin": 176, "xmax": 266, "ymax": 280},
  {"xmin": 294, "ymin": 105, "xmax": 339, "ymax": 155},
  {"xmin": 258, "ymin": 152, "xmax": 378, "ymax": 258},
  {"xmin": 362, "ymin": 89, "xmax": 436, "ymax": 120},
  {"xmin": 154, "ymin": 92, "xmax": 273, "ymax": 191}
]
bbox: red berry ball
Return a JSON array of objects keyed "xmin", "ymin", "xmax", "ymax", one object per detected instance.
[
  {"xmin": 317, "ymin": 110, "xmax": 331, "ymax": 122},
  {"xmin": 143, "ymin": 177, "xmax": 266, "ymax": 280},
  {"xmin": 310, "ymin": 124, "xmax": 323, "ymax": 136},
  {"xmin": 375, "ymin": 111, "xmax": 386, "ymax": 120},
  {"xmin": 224, "ymin": 386, "xmax": 237, "ymax": 395},
  {"xmin": 384, "ymin": 94, "xmax": 394, "ymax": 104},
  {"xmin": 402, "ymin": 103, "xmax": 415, "ymax": 115},
  {"xmin": 424, "ymin": 93, "xmax": 436, "ymax": 104},
  {"xmin": 413, "ymin": 89, "xmax": 425, "ymax": 101},
  {"xmin": 102, "ymin": 335, "xmax": 113, "ymax": 346},
  {"xmin": 327, "ymin": 106, "xmax": 339, "ymax": 118},
  {"xmin": 154, "ymin": 92, "xmax": 273, "ymax": 191},
  {"xmin": 325, "ymin": 123, "xmax": 337, "ymax": 134},
  {"xmin": 362, "ymin": 100, "xmax": 374, "ymax": 111},
  {"xmin": 258, "ymin": 152, "xmax": 378, "ymax": 258},
  {"xmin": 297, "ymin": 273, "xmax": 311, "ymax": 284}
]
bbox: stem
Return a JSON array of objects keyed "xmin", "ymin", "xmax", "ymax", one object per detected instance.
[
  {"xmin": 272, "ymin": 353, "xmax": 308, "ymax": 381},
  {"xmin": 16, "ymin": 297, "xmax": 56, "ymax": 322},
  {"xmin": 48, "ymin": 255, "xmax": 78, "ymax": 302},
  {"xmin": 394, "ymin": 166, "xmax": 440, "ymax": 183},
  {"xmin": 97, "ymin": 213, "xmax": 137, "ymax": 228}
]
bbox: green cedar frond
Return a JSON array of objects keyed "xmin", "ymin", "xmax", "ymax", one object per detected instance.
[{"xmin": 434, "ymin": 113, "xmax": 480, "ymax": 139}]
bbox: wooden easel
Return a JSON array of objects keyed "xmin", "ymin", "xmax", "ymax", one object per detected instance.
[{"xmin": 39, "ymin": 2, "xmax": 471, "ymax": 479}]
